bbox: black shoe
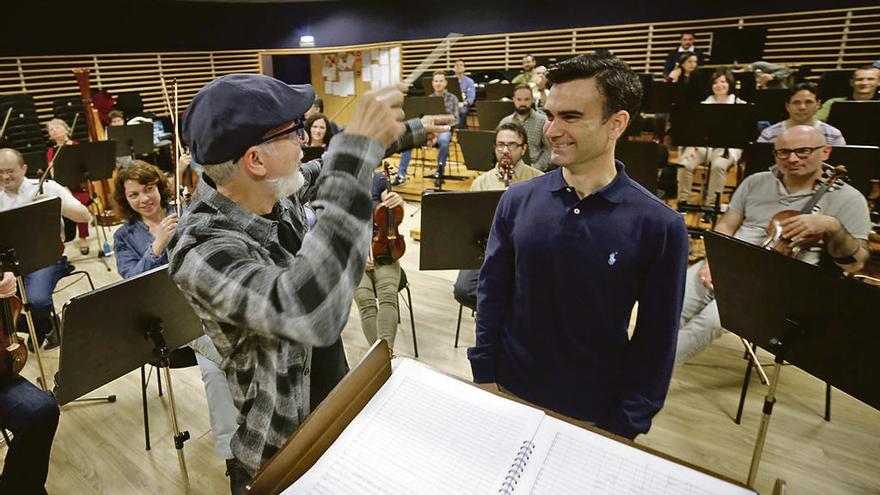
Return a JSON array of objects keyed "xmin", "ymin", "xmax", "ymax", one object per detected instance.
[
  {"xmin": 432, "ymin": 171, "xmax": 442, "ymax": 179},
  {"xmin": 80, "ymin": 245, "xmax": 90, "ymax": 255},
  {"xmin": 43, "ymin": 329, "xmax": 60, "ymax": 351}
]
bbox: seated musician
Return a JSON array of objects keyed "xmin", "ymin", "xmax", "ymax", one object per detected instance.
[
  {"xmin": 815, "ymin": 65, "xmax": 880, "ymax": 122},
  {"xmin": 675, "ymin": 125, "xmax": 871, "ymax": 366},
  {"xmin": 666, "ymin": 53, "xmax": 698, "ymax": 84},
  {"xmin": 453, "ymin": 122, "xmax": 543, "ymax": 311},
  {"xmin": 353, "ymin": 171, "xmax": 405, "ymax": 354},
  {"xmin": 111, "ymin": 160, "xmax": 241, "ymax": 487},
  {"xmin": 108, "ymin": 110, "xmax": 126, "ymax": 127},
  {"xmin": 0, "ymin": 272, "xmax": 60, "ymax": 494},
  {"xmin": 0, "ymin": 148, "xmax": 91, "ymax": 350},
  {"xmin": 677, "ymin": 69, "xmax": 747, "ymax": 207},
  {"xmin": 46, "ymin": 118, "xmax": 91, "ymax": 255},
  {"xmin": 304, "ymin": 112, "xmax": 334, "ymax": 149},
  {"xmin": 757, "ymin": 82, "xmax": 847, "ymax": 146}
]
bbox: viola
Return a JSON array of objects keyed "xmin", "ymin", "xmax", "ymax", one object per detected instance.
[
  {"xmin": 371, "ymin": 162, "xmax": 406, "ymax": 265},
  {"xmin": 0, "ymin": 254, "xmax": 27, "ymax": 381},
  {"xmin": 761, "ymin": 165, "xmax": 847, "ymax": 259}
]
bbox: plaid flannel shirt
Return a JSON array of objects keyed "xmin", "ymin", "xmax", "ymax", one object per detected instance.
[{"xmin": 168, "ymin": 119, "xmax": 425, "ymax": 477}]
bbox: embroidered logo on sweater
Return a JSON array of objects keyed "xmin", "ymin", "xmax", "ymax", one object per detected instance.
[{"xmin": 608, "ymin": 251, "xmax": 618, "ymax": 266}]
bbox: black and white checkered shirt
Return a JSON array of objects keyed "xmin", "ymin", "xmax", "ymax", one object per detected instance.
[{"xmin": 168, "ymin": 120, "xmax": 425, "ymax": 477}]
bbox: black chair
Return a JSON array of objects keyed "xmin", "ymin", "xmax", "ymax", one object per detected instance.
[
  {"xmin": 396, "ymin": 269, "xmax": 418, "ymax": 358},
  {"xmin": 454, "ymin": 304, "xmax": 475, "ymax": 348}
]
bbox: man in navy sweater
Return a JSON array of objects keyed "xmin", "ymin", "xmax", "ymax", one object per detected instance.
[{"xmin": 469, "ymin": 54, "xmax": 688, "ymax": 440}]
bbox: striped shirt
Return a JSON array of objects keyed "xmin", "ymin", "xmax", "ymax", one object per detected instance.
[
  {"xmin": 167, "ymin": 120, "xmax": 425, "ymax": 477},
  {"xmin": 500, "ymin": 110, "xmax": 552, "ymax": 171},
  {"xmin": 757, "ymin": 120, "xmax": 846, "ymax": 145}
]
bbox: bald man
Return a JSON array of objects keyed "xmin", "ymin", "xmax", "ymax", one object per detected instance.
[{"xmin": 675, "ymin": 125, "xmax": 871, "ymax": 366}]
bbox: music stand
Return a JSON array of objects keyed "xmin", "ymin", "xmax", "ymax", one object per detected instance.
[
  {"xmin": 827, "ymin": 145, "xmax": 880, "ymax": 197},
  {"xmin": 402, "ymin": 96, "xmax": 446, "ymax": 121},
  {"xmin": 457, "ymin": 130, "xmax": 496, "ymax": 172},
  {"xmin": 420, "ymin": 75, "xmax": 461, "ymax": 101},
  {"xmin": 419, "ymin": 190, "xmax": 504, "ymax": 270},
  {"xmin": 752, "ymin": 89, "xmax": 789, "ymax": 123},
  {"xmin": 741, "ymin": 142, "xmax": 774, "ymax": 180},
  {"xmin": 827, "ymin": 101, "xmax": 880, "ymax": 146},
  {"xmin": 107, "ymin": 123, "xmax": 154, "ymax": 157},
  {"xmin": 0, "ymin": 198, "xmax": 63, "ymax": 391},
  {"xmin": 704, "ymin": 232, "xmax": 879, "ymax": 487},
  {"xmin": 58, "ymin": 265, "xmax": 204, "ymax": 493},
  {"xmin": 671, "ymin": 104, "xmax": 758, "ymax": 149},
  {"xmin": 817, "ymin": 70, "xmax": 853, "ymax": 102},
  {"xmin": 615, "ymin": 140, "xmax": 660, "ymax": 195},
  {"xmin": 21, "ymin": 149, "xmax": 48, "ymax": 179},
  {"xmin": 52, "ymin": 141, "xmax": 117, "ymax": 270},
  {"xmin": 484, "ymin": 83, "xmax": 515, "ymax": 101},
  {"xmin": 302, "ymin": 146, "xmax": 325, "ymax": 162},
  {"xmin": 640, "ymin": 81, "xmax": 687, "ymax": 114},
  {"xmin": 475, "ymin": 100, "xmax": 514, "ymax": 131}
]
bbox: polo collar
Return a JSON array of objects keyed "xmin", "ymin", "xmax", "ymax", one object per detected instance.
[{"xmin": 545, "ymin": 160, "xmax": 630, "ymax": 204}]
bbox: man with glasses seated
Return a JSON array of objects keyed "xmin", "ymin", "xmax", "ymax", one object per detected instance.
[
  {"xmin": 453, "ymin": 122, "xmax": 542, "ymax": 311},
  {"xmin": 675, "ymin": 125, "xmax": 870, "ymax": 366}
]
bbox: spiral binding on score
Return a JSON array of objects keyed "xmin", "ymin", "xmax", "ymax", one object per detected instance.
[{"xmin": 498, "ymin": 440, "xmax": 535, "ymax": 494}]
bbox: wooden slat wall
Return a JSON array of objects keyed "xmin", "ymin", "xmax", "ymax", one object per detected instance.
[
  {"xmin": 401, "ymin": 6, "xmax": 880, "ymax": 78},
  {"xmin": 0, "ymin": 50, "xmax": 260, "ymax": 125}
]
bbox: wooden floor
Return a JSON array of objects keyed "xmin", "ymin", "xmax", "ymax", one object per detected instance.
[{"xmin": 3, "ymin": 200, "xmax": 879, "ymax": 495}]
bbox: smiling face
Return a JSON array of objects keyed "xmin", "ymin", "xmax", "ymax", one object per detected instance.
[
  {"xmin": 124, "ymin": 179, "xmax": 162, "ymax": 219},
  {"xmin": 543, "ymin": 78, "xmax": 623, "ymax": 170},
  {"xmin": 774, "ymin": 125, "xmax": 829, "ymax": 181},
  {"xmin": 522, "ymin": 56, "xmax": 536, "ymax": 72},
  {"xmin": 432, "ymin": 74, "xmax": 447, "ymax": 95},
  {"xmin": 851, "ymin": 68, "xmax": 880, "ymax": 99},
  {"xmin": 0, "ymin": 150, "xmax": 26, "ymax": 194},
  {"xmin": 309, "ymin": 118, "xmax": 327, "ymax": 145},
  {"xmin": 494, "ymin": 129, "xmax": 526, "ymax": 167},
  {"xmin": 681, "ymin": 33, "xmax": 695, "ymax": 49},
  {"xmin": 712, "ymin": 75, "xmax": 730, "ymax": 99}
]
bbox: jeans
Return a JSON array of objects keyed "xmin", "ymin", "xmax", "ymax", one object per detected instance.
[
  {"xmin": 395, "ymin": 131, "xmax": 452, "ymax": 179},
  {"xmin": 0, "ymin": 376, "xmax": 60, "ymax": 494},
  {"xmin": 19, "ymin": 257, "xmax": 69, "ymax": 342},
  {"xmin": 354, "ymin": 262, "xmax": 401, "ymax": 349},
  {"xmin": 192, "ymin": 335, "xmax": 238, "ymax": 461},
  {"xmin": 458, "ymin": 106, "xmax": 469, "ymax": 129},
  {"xmin": 453, "ymin": 269, "xmax": 479, "ymax": 312},
  {"xmin": 674, "ymin": 260, "xmax": 725, "ymax": 367}
]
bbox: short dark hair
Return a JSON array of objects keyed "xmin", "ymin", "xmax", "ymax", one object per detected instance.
[
  {"xmin": 305, "ymin": 112, "xmax": 334, "ymax": 146},
  {"xmin": 108, "ymin": 110, "xmax": 124, "ymax": 122},
  {"xmin": 113, "ymin": 160, "xmax": 171, "ymax": 221},
  {"xmin": 711, "ymin": 68, "xmax": 736, "ymax": 94},
  {"xmin": 512, "ymin": 84, "xmax": 532, "ymax": 96},
  {"xmin": 677, "ymin": 52, "xmax": 698, "ymax": 68},
  {"xmin": 788, "ymin": 82, "xmax": 819, "ymax": 101},
  {"xmin": 681, "ymin": 31, "xmax": 696, "ymax": 39},
  {"xmin": 313, "ymin": 97, "xmax": 324, "ymax": 113},
  {"xmin": 853, "ymin": 65, "xmax": 880, "ymax": 78},
  {"xmin": 432, "ymin": 71, "xmax": 446, "ymax": 79},
  {"xmin": 495, "ymin": 121, "xmax": 528, "ymax": 146},
  {"xmin": 546, "ymin": 54, "xmax": 642, "ymax": 122}
]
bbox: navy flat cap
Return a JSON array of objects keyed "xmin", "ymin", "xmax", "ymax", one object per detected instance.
[{"xmin": 182, "ymin": 73, "xmax": 315, "ymax": 164}]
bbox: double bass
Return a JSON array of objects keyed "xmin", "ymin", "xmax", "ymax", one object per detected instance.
[{"xmin": 371, "ymin": 162, "xmax": 406, "ymax": 265}]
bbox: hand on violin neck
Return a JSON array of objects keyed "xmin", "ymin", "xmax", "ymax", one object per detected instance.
[{"xmin": 380, "ymin": 191, "xmax": 404, "ymax": 209}]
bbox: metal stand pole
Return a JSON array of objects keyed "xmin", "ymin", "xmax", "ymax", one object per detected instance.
[
  {"xmin": 9, "ymin": 255, "xmax": 50, "ymax": 391},
  {"xmin": 146, "ymin": 321, "xmax": 191, "ymax": 494},
  {"xmin": 747, "ymin": 351, "xmax": 784, "ymax": 487}
]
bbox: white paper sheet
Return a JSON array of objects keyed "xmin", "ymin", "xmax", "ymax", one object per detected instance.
[{"xmin": 338, "ymin": 71, "xmax": 355, "ymax": 96}]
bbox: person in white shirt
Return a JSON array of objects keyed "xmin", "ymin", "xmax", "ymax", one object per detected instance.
[
  {"xmin": 677, "ymin": 69, "xmax": 747, "ymax": 206},
  {"xmin": 0, "ymin": 148, "xmax": 91, "ymax": 349}
]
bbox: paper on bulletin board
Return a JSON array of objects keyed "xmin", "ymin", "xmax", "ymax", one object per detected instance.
[
  {"xmin": 390, "ymin": 47, "xmax": 401, "ymax": 84},
  {"xmin": 379, "ymin": 50, "xmax": 390, "ymax": 65},
  {"xmin": 338, "ymin": 71, "xmax": 355, "ymax": 96},
  {"xmin": 326, "ymin": 81, "xmax": 337, "ymax": 96},
  {"xmin": 371, "ymin": 50, "xmax": 381, "ymax": 63},
  {"xmin": 379, "ymin": 65, "xmax": 391, "ymax": 87},
  {"xmin": 362, "ymin": 66, "xmax": 371, "ymax": 82}
]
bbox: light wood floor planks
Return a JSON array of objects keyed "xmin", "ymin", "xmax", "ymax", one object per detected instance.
[{"xmin": 2, "ymin": 201, "xmax": 878, "ymax": 495}]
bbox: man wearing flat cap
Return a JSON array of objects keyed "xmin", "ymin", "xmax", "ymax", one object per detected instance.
[{"xmin": 167, "ymin": 74, "xmax": 451, "ymax": 493}]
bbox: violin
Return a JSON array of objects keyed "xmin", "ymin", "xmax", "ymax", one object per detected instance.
[
  {"xmin": 371, "ymin": 162, "xmax": 406, "ymax": 265},
  {"xmin": 0, "ymin": 253, "xmax": 27, "ymax": 382},
  {"xmin": 761, "ymin": 165, "xmax": 847, "ymax": 258}
]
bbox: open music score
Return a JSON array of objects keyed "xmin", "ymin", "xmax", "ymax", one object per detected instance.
[{"xmin": 285, "ymin": 360, "xmax": 755, "ymax": 495}]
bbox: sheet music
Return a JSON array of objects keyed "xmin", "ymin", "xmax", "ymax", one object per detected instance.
[
  {"xmin": 287, "ymin": 359, "xmax": 545, "ymax": 495},
  {"xmin": 515, "ymin": 416, "xmax": 754, "ymax": 495}
]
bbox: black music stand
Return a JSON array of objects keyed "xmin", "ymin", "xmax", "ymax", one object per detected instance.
[
  {"xmin": 475, "ymin": 100, "xmax": 515, "ymax": 131},
  {"xmin": 402, "ymin": 96, "xmax": 446, "ymax": 121},
  {"xmin": 21, "ymin": 149, "xmax": 48, "ymax": 179},
  {"xmin": 817, "ymin": 70, "xmax": 853, "ymax": 102},
  {"xmin": 52, "ymin": 141, "xmax": 117, "ymax": 270},
  {"xmin": 107, "ymin": 123, "xmax": 153, "ymax": 158},
  {"xmin": 704, "ymin": 232, "xmax": 879, "ymax": 487},
  {"xmin": 752, "ymin": 89, "xmax": 789, "ymax": 123},
  {"xmin": 827, "ymin": 145, "xmax": 880, "ymax": 197},
  {"xmin": 640, "ymin": 81, "xmax": 687, "ymax": 114},
  {"xmin": 484, "ymin": 83, "xmax": 515, "ymax": 101},
  {"xmin": 0, "ymin": 198, "xmax": 63, "ymax": 391},
  {"xmin": 827, "ymin": 101, "xmax": 880, "ymax": 146},
  {"xmin": 741, "ymin": 142, "xmax": 774, "ymax": 180},
  {"xmin": 457, "ymin": 130, "xmax": 496, "ymax": 172},
  {"xmin": 420, "ymin": 75, "xmax": 461, "ymax": 100},
  {"xmin": 615, "ymin": 140, "xmax": 661, "ymax": 196},
  {"xmin": 302, "ymin": 146, "xmax": 325, "ymax": 162},
  {"xmin": 419, "ymin": 190, "xmax": 504, "ymax": 271},
  {"xmin": 57, "ymin": 265, "xmax": 204, "ymax": 492}
]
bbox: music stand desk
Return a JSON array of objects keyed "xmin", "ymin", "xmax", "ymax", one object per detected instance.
[
  {"xmin": 457, "ymin": 130, "xmax": 496, "ymax": 172},
  {"xmin": 53, "ymin": 141, "xmax": 117, "ymax": 186},
  {"xmin": 828, "ymin": 101, "xmax": 880, "ymax": 146},
  {"xmin": 419, "ymin": 190, "xmax": 504, "ymax": 270},
  {"xmin": 475, "ymin": 100, "xmax": 514, "ymax": 131},
  {"xmin": 402, "ymin": 96, "xmax": 446, "ymax": 121},
  {"xmin": 0, "ymin": 198, "xmax": 62, "ymax": 275},
  {"xmin": 107, "ymin": 123, "xmax": 154, "ymax": 157}
]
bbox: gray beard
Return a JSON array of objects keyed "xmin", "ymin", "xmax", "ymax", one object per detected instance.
[{"xmin": 267, "ymin": 170, "xmax": 305, "ymax": 200}]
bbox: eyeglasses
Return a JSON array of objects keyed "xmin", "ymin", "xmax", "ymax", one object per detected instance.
[
  {"xmin": 258, "ymin": 118, "xmax": 306, "ymax": 145},
  {"xmin": 772, "ymin": 146, "xmax": 825, "ymax": 160},
  {"xmin": 495, "ymin": 142, "xmax": 524, "ymax": 151}
]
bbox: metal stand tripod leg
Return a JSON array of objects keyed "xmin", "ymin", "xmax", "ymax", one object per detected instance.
[{"xmin": 747, "ymin": 354, "xmax": 784, "ymax": 487}]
